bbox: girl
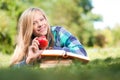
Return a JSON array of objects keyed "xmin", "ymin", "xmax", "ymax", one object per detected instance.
[{"xmin": 10, "ymin": 7, "xmax": 88, "ymax": 67}]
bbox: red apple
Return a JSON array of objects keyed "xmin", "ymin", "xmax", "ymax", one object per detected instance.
[{"xmin": 36, "ymin": 36, "xmax": 48, "ymax": 49}]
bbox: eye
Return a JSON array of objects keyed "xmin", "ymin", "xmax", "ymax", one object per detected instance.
[
  {"xmin": 33, "ymin": 22, "xmax": 35, "ymax": 25},
  {"xmin": 33, "ymin": 22, "xmax": 37, "ymax": 25},
  {"xmin": 40, "ymin": 18, "xmax": 45, "ymax": 21}
]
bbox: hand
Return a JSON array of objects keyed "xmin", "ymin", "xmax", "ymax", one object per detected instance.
[{"xmin": 26, "ymin": 38, "xmax": 43, "ymax": 64}]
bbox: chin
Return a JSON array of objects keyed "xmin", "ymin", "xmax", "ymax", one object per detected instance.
[{"xmin": 41, "ymin": 32, "xmax": 47, "ymax": 36}]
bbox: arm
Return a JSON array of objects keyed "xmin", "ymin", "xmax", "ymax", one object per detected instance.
[{"xmin": 52, "ymin": 26, "xmax": 87, "ymax": 56}]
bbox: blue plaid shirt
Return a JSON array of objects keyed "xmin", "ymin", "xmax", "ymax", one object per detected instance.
[{"xmin": 51, "ymin": 26, "xmax": 87, "ymax": 56}]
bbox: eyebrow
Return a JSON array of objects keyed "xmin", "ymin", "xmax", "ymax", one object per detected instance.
[{"xmin": 34, "ymin": 16, "xmax": 44, "ymax": 21}]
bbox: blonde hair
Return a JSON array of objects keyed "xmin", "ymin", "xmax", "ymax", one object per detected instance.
[{"xmin": 10, "ymin": 7, "xmax": 54, "ymax": 66}]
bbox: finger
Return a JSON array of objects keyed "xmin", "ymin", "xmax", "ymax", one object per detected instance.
[
  {"xmin": 26, "ymin": 57, "xmax": 31, "ymax": 64},
  {"xmin": 29, "ymin": 45, "xmax": 37, "ymax": 54},
  {"xmin": 33, "ymin": 37, "xmax": 40, "ymax": 45},
  {"xmin": 26, "ymin": 57, "xmax": 35, "ymax": 64},
  {"xmin": 31, "ymin": 46, "xmax": 37, "ymax": 53},
  {"xmin": 32, "ymin": 42, "xmax": 39, "ymax": 50},
  {"xmin": 28, "ymin": 46, "xmax": 34, "ymax": 53},
  {"xmin": 32, "ymin": 39, "xmax": 38, "ymax": 46},
  {"xmin": 32, "ymin": 39, "xmax": 39, "ymax": 49},
  {"xmin": 35, "ymin": 50, "xmax": 43, "ymax": 58},
  {"xmin": 32, "ymin": 42, "xmax": 38, "ymax": 48}
]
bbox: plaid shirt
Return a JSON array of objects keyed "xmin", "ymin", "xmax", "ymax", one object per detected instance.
[{"xmin": 51, "ymin": 26, "xmax": 87, "ymax": 56}]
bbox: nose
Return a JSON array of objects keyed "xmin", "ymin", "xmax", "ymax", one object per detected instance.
[{"xmin": 38, "ymin": 21, "xmax": 42, "ymax": 28}]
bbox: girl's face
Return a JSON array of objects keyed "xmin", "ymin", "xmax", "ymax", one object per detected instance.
[{"xmin": 33, "ymin": 11, "xmax": 48, "ymax": 37}]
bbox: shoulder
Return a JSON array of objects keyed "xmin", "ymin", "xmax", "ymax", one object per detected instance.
[
  {"xmin": 51, "ymin": 26, "xmax": 62, "ymax": 32},
  {"xmin": 51, "ymin": 26, "xmax": 71, "ymax": 34},
  {"xmin": 51, "ymin": 26, "xmax": 73, "ymax": 40}
]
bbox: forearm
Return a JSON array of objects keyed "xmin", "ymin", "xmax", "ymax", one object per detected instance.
[
  {"xmin": 53, "ymin": 46, "xmax": 87, "ymax": 56},
  {"xmin": 53, "ymin": 46, "xmax": 71, "ymax": 52}
]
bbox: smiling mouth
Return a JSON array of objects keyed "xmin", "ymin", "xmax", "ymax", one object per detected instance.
[{"xmin": 38, "ymin": 27, "xmax": 45, "ymax": 32}]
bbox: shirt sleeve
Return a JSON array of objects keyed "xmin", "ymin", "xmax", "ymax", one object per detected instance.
[{"xmin": 52, "ymin": 26, "xmax": 87, "ymax": 56}]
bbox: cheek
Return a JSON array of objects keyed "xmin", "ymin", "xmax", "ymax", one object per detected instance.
[
  {"xmin": 33, "ymin": 29, "xmax": 36, "ymax": 36},
  {"xmin": 42, "ymin": 25, "xmax": 48, "ymax": 35},
  {"xmin": 33, "ymin": 26, "xmax": 36, "ymax": 32},
  {"xmin": 33, "ymin": 26, "xmax": 37, "ymax": 35},
  {"xmin": 43, "ymin": 27, "xmax": 48, "ymax": 35}
]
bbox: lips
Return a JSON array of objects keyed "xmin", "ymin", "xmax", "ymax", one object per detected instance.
[
  {"xmin": 37, "ymin": 28, "xmax": 43, "ymax": 33},
  {"xmin": 38, "ymin": 25, "xmax": 46, "ymax": 32}
]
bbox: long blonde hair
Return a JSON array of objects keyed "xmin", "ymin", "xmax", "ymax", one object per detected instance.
[{"xmin": 10, "ymin": 7, "xmax": 54, "ymax": 66}]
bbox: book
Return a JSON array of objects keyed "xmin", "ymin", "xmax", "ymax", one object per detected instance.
[{"xmin": 41, "ymin": 50, "xmax": 90, "ymax": 63}]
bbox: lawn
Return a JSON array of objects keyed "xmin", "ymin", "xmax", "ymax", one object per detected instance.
[{"xmin": 0, "ymin": 47, "xmax": 120, "ymax": 80}]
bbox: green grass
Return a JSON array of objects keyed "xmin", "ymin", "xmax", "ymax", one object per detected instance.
[
  {"xmin": 0, "ymin": 53, "xmax": 11, "ymax": 68},
  {"xmin": 0, "ymin": 47, "xmax": 120, "ymax": 80},
  {"xmin": 88, "ymin": 47, "xmax": 120, "ymax": 60}
]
